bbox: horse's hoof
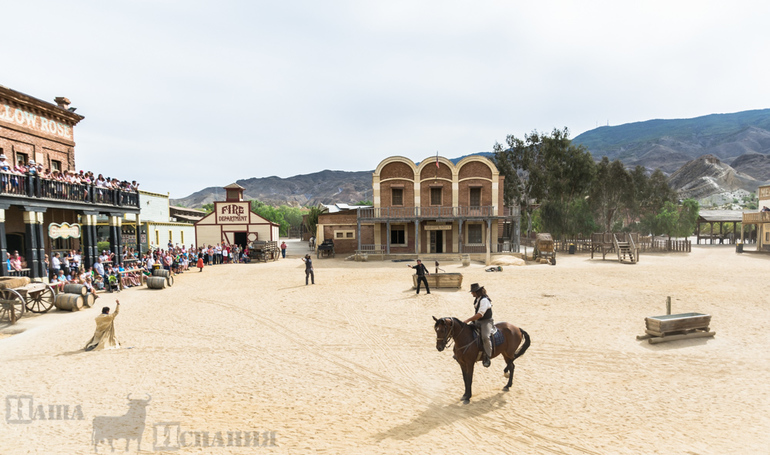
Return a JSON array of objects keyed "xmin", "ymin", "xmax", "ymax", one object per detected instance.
[
  {"xmin": 503, "ymin": 386, "xmax": 510, "ymax": 392},
  {"xmin": 461, "ymin": 395, "xmax": 470, "ymax": 402}
]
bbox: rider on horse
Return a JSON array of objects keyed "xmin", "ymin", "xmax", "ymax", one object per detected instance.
[{"xmin": 463, "ymin": 283, "xmax": 494, "ymax": 368}]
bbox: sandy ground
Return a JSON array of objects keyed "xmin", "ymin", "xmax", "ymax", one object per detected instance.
[{"xmin": 1, "ymin": 239, "xmax": 769, "ymax": 454}]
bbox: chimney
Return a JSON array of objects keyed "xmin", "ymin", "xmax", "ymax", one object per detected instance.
[{"xmin": 54, "ymin": 97, "xmax": 71, "ymax": 109}]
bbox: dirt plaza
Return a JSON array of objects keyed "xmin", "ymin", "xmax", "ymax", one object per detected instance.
[{"xmin": 1, "ymin": 241, "xmax": 769, "ymax": 454}]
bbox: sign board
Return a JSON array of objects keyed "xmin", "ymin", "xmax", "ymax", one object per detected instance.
[
  {"xmin": 760, "ymin": 186, "xmax": 770, "ymax": 199},
  {"xmin": 216, "ymin": 202, "xmax": 250, "ymax": 224},
  {"xmin": 48, "ymin": 223, "xmax": 81, "ymax": 239},
  {"xmin": 425, "ymin": 224, "xmax": 452, "ymax": 231}
]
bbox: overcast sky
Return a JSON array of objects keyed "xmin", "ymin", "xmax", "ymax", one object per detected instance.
[{"xmin": 2, "ymin": 1, "xmax": 769, "ymax": 199}]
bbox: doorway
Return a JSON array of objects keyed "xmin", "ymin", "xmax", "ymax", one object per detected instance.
[
  {"xmin": 234, "ymin": 232, "xmax": 248, "ymax": 248},
  {"xmin": 429, "ymin": 230, "xmax": 444, "ymax": 253}
]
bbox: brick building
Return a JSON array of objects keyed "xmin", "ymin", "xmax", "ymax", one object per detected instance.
[
  {"xmin": 0, "ymin": 85, "xmax": 140, "ymax": 277},
  {"xmin": 315, "ymin": 155, "xmax": 520, "ymax": 261}
]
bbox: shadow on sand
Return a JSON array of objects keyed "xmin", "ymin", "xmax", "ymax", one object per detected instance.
[{"xmin": 372, "ymin": 392, "xmax": 507, "ymax": 442}]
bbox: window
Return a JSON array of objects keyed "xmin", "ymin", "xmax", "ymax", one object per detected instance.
[
  {"xmin": 470, "ymin": 188, "xmax": 481, "ymax": 207},
  {"xmin": 335, "ymin": 230, "xmax": 355, "ymax": 239},
  {"xmin": 16, "ymin": 152, "xmax": 28, "ymax": 165},
  {"xmin": 431, "ymin": 187, "xmax": 442, "ymax": 205},
  {"xmin": 391, "ymin": 226, "xmax": 406, "ymax": 245},
  {"xmin": 468, "ymin": 224, "xmax": 483, "ymax": 244},
  {"xmin": 392, "ymin": 188, "xmax": 403, "ymax": 206},
  {"xmin": 51, "ymin": 160, "xmax": 62, "ymax": 171}
]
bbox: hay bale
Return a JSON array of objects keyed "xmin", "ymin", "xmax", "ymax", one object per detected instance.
[
  {"xmin": 0, "ymin": 276, "xmax": 31, "ymax": 290},
  {"xmin": 491, "ymin": 256, "xmax": 526, "ymax": 267}
]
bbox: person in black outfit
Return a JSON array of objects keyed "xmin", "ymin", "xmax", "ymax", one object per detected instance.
[
  {"xmin": 408, "ymin": 259, "xmax": 430, "ymax": 294},
  {"xmin": 302, "ymin": 254, "xmax": 315, "ymax": 285}
]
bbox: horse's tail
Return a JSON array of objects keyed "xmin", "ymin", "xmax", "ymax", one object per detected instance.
[{"xmin": 513, "ymin": 329, "xmax": 530, "ymax": 360}]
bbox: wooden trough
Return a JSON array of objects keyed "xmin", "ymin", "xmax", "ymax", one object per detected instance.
[
  {"xmin": 637, "ymin": 312, "xmax": 715, "ymax": 344},
  {"xmin": 412, "ymin": 273, "xmax": 463, "ymax": 290}
]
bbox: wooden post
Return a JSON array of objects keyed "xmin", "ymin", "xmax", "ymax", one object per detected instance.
[{"xmin": 666, "ymin": 296, "xmax": 671, "ymax": 315}]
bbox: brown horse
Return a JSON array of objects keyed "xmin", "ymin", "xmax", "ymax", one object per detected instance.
[{"xmin": 433, "ymin": 316, "xmax": 530, "ymax": 402}]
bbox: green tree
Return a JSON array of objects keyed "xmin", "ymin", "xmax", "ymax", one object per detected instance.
[
  {"xmin": 305, "ymin": 206, "xmax": 323, "ymax": 238},
  {"xmin": 494, "ymin": 127, "xmax": 594, "ymax": 237},
  {"xmin": 201, "ymin": 203, "xmax": 214, "ymax": 214},
  {"xmin": 588, "ymin": 157, "xmax": 631, "ymax": 232}
]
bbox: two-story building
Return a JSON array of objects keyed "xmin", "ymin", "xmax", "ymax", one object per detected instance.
[
  {"xmin": 351, "ymin": 155, "xmax": 519, "ymax": 262},
  {"xmin": 0, "ymin": 85, "xmax": 140, "ymax": 278}
]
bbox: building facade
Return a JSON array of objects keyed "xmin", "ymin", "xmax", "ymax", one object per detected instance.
[
  {"xmin": 195, "ymin": 184, "xmax": 279, "ymax": 247},
  {"xmin": 0, "ymin": 85, "xmax": 140, "ymax": 277},
  {"xmin": 741, "ymin": 184, "xmax": 770, "ymax": 251},
  {"xmin": 120, "ymin": 190, "xmax": 197, "ymax": 251},
  {"xmin": 354, "ymin": 155, "xmax": 519, "ymax": 260}
]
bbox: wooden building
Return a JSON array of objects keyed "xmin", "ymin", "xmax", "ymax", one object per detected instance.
[
  {"xmin": 194, "ymin": 183, "xmax": 279, "ymax": 248},
  {"xmin": 354, "ymin": 155, "xmax": 520, "ymax": 261},
  {"xmin": 0, "ymin": 85, "xmax": 140, "ymax": 277},
  {"xmin": 742, "ymin": 184, "xmax": 770, "ymax": 251}
]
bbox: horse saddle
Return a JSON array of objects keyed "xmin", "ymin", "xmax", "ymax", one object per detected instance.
[{"xmin": 471, "ymin": 326, "xmax": 504, "ymax": 357}]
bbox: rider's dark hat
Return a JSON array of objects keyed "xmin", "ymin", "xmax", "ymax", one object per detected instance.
[{"xmin": 469, "ymin": 283, "xmax": 484, "ymax": 293}]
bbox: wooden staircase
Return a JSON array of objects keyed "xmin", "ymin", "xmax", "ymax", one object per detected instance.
[{"xmin": 613, "ymin": 234, "xmax": 638, "ymax": 264}]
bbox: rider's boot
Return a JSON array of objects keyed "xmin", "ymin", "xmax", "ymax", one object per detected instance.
[{"xmin": 482, "ymin": 351, "xmax": 491, "ymax": 368}]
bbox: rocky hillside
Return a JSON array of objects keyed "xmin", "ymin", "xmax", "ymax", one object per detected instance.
[
  {"xmin": 668, "ymin": 155, "xmax": 759, "ymax": 200},
  {"xmin": 171, "ymin": 170, "xmax": 372, "ymax": 208},
  {"xmin": 173, "ymin": 109, "xmax": 770, "ymax": 209},
  {"xmin": 573, "ymin": 109, "xmax": 770, "ymax": 173}
]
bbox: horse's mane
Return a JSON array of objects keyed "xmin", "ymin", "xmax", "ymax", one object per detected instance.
[{"xmin": 434, "ymin": 317, "xmax": 470, "ymax": 329}]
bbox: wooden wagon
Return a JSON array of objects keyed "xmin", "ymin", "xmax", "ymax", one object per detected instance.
[
  {"xmin": 317, "ymin": 239, "xmax": 335, "ymax": 259},
  {"xmin": 0, "ymin": 276, "xmax": 56, "ymax": 324},
  {"xmin": 533, "ymin": 233, "xmax": 556, "ymax": 265},
  {"xmin": 248, "ymin": 241, "xmax": 279, "ymax": 262}
]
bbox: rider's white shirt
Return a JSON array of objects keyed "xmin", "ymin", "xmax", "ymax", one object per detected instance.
[{"xmin": 476, "ymin": 296, "xmax": 491, "ymax": 316}]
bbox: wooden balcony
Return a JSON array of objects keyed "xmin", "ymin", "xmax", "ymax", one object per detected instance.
[
  {"xmin": 357, "ymin": 206, "xmax": 519, "ymax": 221},
  {"xmin": 0, "ymin": 172, "xmax": 139, "ymax": 211},
  {"xmin": 742, "ymin": 211, "xmax": 770, "ymax": 224}
]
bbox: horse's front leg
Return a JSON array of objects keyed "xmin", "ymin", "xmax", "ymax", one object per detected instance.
[{"xmin": 460, "ymin": 362, "xmax": 474, "ymax": 402}]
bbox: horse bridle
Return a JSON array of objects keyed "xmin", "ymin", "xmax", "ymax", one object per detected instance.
[{"xmin": 436, "ymin": 317, "xmax": 455, "ymax": 350}]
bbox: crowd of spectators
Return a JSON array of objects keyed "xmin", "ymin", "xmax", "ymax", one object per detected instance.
[
  {"xmin": 5, "ymin": 241, "xmax": 256, "ymax": 296},
  {"xmin": 0, "ymin": 153, "xmax": 139, "ymax": 193}
]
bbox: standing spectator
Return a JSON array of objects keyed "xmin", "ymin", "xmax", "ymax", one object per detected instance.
[
  {"xmin": 50, "ymin": 252, "xmax": 61, "ymax": 280},
  {"xmin": 280, "ymin": 241, "xmax": 287, "ymax": 258}
]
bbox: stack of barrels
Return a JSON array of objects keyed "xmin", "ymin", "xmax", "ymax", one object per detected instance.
[
  {"xmin": 54, "ymin": 284, "xmax": 94, "ymax": 312},
  {"xmin": 147, "ymin": 269, "xmax": 174, "ymax": 289}
]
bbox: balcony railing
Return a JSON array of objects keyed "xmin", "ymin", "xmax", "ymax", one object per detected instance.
[
  {"xmin": 0, "ymin": 172, "xmax": 139, "ymax": 209},
  {"xmin": 742, "ymin": 211, "xmax": 770, "ymax": 223},
  {"xmin": 358, "ymin": 206, "xmax": 519, "ymax": 219}
]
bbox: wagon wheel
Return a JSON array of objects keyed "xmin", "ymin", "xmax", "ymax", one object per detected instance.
[
  {"xmin": 0, "ymin": 289, "xmax": 26, "ymax": 324},
  {"xmin": 25, "ymin": 284, "xmax": 55, "ymax": 313}
]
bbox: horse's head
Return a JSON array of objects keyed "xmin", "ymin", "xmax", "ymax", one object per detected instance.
[{"xmin": 433, "ymin": 316, "xmax": 453, "ymax": 352}]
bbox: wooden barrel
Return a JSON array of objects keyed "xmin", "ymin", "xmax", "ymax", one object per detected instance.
[
  {"xmin": 62, "ymin": 284, "xmax": 88, "ymax": 296},
  {"xmin": 83, "ymin": 293, "xmax": 95, "ymax": 308},
  {"xmin": 54, "ymin": 294, "xmax": 84, "ymax": 312},
  {"xmin": 152, "ymin": 269, "xmax": 170, "ymax": 278},
  {"xmin": 147, "ymin": 276, "xmax": 166, "ymax": 289},
  {"xmin": 461, "ymin": 254, "xmax": 471, "ymax": 267},
  {"xmin": 166, "ymin": 276, "xmax": 174, "ymax": 287}
]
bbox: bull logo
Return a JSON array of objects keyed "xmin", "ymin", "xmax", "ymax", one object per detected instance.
[{"xmin": 92, "ymin": 394, "xmax": 151, "ymax": 453}]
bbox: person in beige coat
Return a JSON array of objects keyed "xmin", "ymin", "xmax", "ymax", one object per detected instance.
[{"xmin": 85, "ymin": 300, "xmax": 121, "ymax": 351}]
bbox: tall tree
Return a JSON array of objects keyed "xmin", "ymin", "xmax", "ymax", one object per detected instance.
[
  {"xmin": 494, "ymin": 127, "xmax": 594, "ymax": 237},
  {"xmin": 589, "ymin": 157, "xmax": 631, "ymax": 232}
]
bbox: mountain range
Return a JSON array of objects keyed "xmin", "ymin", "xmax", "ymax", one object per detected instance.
[{"xmin": 172, "ymin": 109, "xmax": 770, "ymax": 209}]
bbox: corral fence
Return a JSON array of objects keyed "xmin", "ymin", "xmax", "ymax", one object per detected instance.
[{"xmin": 520, "ymin": 233, "xmax": 691, "ymax": 253}]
